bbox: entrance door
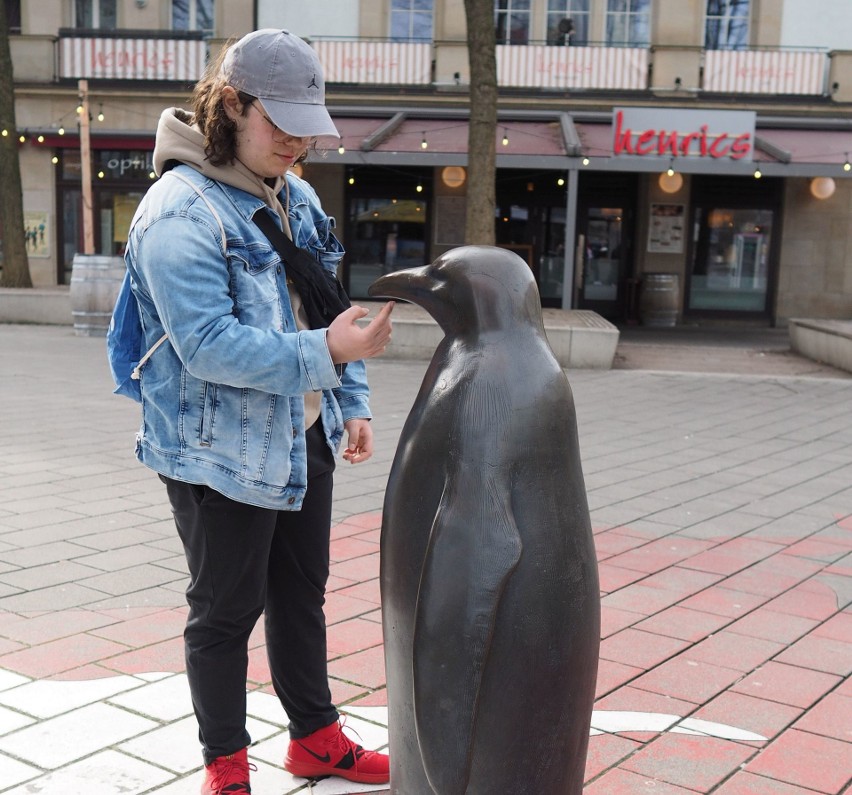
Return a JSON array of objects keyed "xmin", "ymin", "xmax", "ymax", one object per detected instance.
[{"xmin": 575, "ymin": 172, "xmax": 637, "ymax": 321}]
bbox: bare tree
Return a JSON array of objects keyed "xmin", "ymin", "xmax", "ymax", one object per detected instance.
[
  {"xmin": 463, "ymin": 0, "xmax": 497, "ymax": 246},
  {"xmin": 0, "ymin": 5, "xmax": 31, "ymax": 287}
]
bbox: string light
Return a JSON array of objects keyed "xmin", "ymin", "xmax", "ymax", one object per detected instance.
[
  {"xmin": 76, "ymin": 102, "xmax": 83, "ymax": 115},
  {"xmin": 97, "ymin": 104, "xmax": 104, "ymax": 122},
  {"xmin": 416, "ymin": 182, "xmax": 423, "ymax": 192},
  {"xmin": 51, "ymin": 155, "xmax": 58, "ymax": 165},
  {"xmin": 58, "ymin": 126, "xmax": 65, "ymax": 135},
  {"xmin": 37, "ymin": 134, "xmax": 44, "ymax": 143},
  {"xmin": 420, "ymin": 134, "xmax": 428, "ymax": 150},
  {"xmin": 337, "ymin": 143, "xmax": 345, "ymax": 154},
  {"xmin": 754, "ymin": 168, "xmax": 762, "ymax": 179},
  {"xmin": 97, "ymin": 170, "xmax": 105, "ymax": 179},
  {"xmin": 581, "ymin": 157, "xmax": 589, "ymax": 166},
  {"xmin": 502, "ymin": 128, "xmax": 509, "ymax": 146},
  {"xmin": 666, "ymin": 159, "xmax": 675, "ymax": 177},
  {"xmin": 1, "ymin": 129, "xmax": 7, "ymax": 137},
  {"xmin": 557, "ymin": 177, "xmax": 565, "ymax": 186},
  {"xmin": 844, "ymin": 153, "xmax": 851, "ymax": 172},
  {"xmin": 149, "ymin": 171, "xmax": 156, "ymax": 179},
  {"xmin": 18, "ymin": 133, "xmax": 26, "ymax": 143},
  {"xmin": 348, "ymin": 176, "xmax": 355, "ymax": 185}
]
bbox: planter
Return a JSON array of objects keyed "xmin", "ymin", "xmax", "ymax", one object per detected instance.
[{"xmin": 69, "ymin": 254, "xmax": 125, "ymax": 337}]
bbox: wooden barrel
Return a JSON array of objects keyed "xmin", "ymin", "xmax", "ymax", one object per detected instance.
[
  {"xmin": 639, "ymin": 273, "xmax": 680, "ymax": 327},
  {"xmin": 69, "ymin": 254, "xmax": 126, "ymax": 337}
]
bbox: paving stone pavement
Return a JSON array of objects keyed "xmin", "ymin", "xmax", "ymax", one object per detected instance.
[{"xmin": 0, "ymin": 323, "xmax": 850, "ymax": 794}]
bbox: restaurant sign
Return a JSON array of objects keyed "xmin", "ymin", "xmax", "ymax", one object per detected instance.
[{"xmin": 612, "ymin": 108, "xmax": 756, "ymax": 162}]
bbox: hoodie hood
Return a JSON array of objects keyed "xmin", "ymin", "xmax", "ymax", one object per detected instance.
[{"xmin": 152, "ymin": 108, "xmax": 289, "ymax": 227}]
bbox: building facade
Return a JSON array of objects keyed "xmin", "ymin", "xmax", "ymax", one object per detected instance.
[{"xmin": 5, "ymin": 0, "xmax": 852, "ymax": 325}]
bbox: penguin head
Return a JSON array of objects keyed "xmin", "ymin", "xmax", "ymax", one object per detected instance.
[{"xmin": 368, "ymin": 245, "xmax": 543, "ymax": 335}]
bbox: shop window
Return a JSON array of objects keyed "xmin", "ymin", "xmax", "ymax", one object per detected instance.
[
  {"xmin": 173, "ymin": 0, "xmax": 215, "ymax": 36},
  {"xmin": 344, "ymin": 167, "xmax": 430, "ymax": 299},
  {"xmin": 5, "ymin": 0, "xmax": 21, "ymax": 34},
  {"xmin": 546, "ymin": 0, "xmax": 590, "ymax": 46},
  {"xmin": 705, "ymin": 0, "xmax": 749, "ymax": 50},
  {"xmin": 73, "ymin": 0, "xmax": 116, "ymax": 29},
  {"xmin": 605, "ymin": 0, "xmax": 650, "ymax": 46},
  {"xmin": 689, "ymin": 207, "xmax": 772, "ymax": 312},
  {"xmin": 390, "ymin": 0, "xmax": 433, "ymax": 42},
  {"xmin": 495, "ymin": 0, "xmax": 531, "ymax": 45}
]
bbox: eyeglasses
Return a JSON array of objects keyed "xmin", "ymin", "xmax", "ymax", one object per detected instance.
[{"xmin": 249, "ymin": 102, "xmax": 308, "ymax": 144}]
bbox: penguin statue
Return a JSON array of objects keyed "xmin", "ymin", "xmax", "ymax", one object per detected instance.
[{"xmin": 368, "ymin": 246, "xmax": 600, "ymax": 795}]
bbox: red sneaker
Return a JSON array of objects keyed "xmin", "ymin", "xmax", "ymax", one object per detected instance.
[
  {"xmin": 201, "ymin": 747, "xmax": 255, "ymax": 794},
  {"xmin": 284, "ymin": 719, "xmax": 390, "ymax": 784}
]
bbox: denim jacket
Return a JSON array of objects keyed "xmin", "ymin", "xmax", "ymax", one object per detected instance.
[{"xmin": 123, "ymin": 164, "xmax": 370, "ymax": 510}]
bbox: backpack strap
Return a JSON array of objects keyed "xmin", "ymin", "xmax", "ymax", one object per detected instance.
[{"xmin": 132, "ymin": 170, "xmax": 228, "ymax": 380}]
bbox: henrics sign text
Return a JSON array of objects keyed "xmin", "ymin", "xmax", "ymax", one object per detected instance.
[{"xmin": 612, "ymin": 108, "xmax": 756, "ymax": 162}]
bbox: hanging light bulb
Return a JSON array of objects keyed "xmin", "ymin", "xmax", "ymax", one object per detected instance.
[
  {"xmin": 581, "ymin": 157, "xmax": 589, "ymax": 166},
  {"xmin": 754, "ymin": 168, "xmax": 762, "ymax": 179},
  {"xmin": 149, "ymin": 171, "xmax": 156, "ymax": 179},
  {"xmin": 37, "ymin": 134, "xmax": 44, "ymax": 143},
  {"xmin": 501, "ymin": 128, "xmax": 509, "ymax": 146},
  {"xmin": 58, "ymin": 126, "xmax": 65, "ymax": 136},
  {"xmin": 18, "ymin": 133, "xmax": 26, "ymax": 143},
  {"xmin": 337, "ymin": 143, "xmax": 345, "ymax": 155},
  {"xmin": 420, "ymin": 134, "xmax": 428, "ymax": 150},
  {"xmin": 666, "ymin": 159, "xmax": 675, "ymax": 177},
  {"xmin": 1, "ymin": 129, "xmax": 8, "ymax": 137},
  {"xmin": 97, "ymin": 104, "xmax": 104, "ymax": 122},
  {"xmin": 557, "ymin": 177, "xmax": 565, "ymax": 186},
  {"xmin": 76, "ymin": 103, "xmax": 83, "ymax": 115},
  {"xmin": 416, "ymin": 182, "xmax": 423, "ymax": 192},
  {"xmin": 51, "ymin": 155, "xmax": 59, "ymax": 165},
  {"xmin": 348, "ymin": 176, "xmax": 355, "ymax": 185},
  {"xmin": 97, "ymin": 170, "xmax": 105, "ymax": 179},
  {"xmin": 844, "ymin": 154, "xmax": 851, "ymax": 172}
]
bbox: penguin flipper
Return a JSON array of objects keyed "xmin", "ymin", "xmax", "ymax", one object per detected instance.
[{"xmin": 413, "ymin": 474, "xmax": 522, "ymax": 795}]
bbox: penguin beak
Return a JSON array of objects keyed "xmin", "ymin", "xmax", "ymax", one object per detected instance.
[{"xmin": 368, "ymin": 265, "xmax": 435, "ymax": 304}]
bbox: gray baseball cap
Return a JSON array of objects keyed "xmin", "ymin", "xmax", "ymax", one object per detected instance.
[{"xmin": 221, "ymin": 29, "xmax": 339, "ymax": 139}]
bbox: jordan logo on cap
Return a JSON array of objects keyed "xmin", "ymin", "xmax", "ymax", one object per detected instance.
[{"xmin": 308, "ymin": 73, "xmax": 319, "ymax": 90}]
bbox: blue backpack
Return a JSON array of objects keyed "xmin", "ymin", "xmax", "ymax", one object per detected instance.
[
  {"xmin": 106, "ymin": 270, "xmax": 163, "ymax": 403},
  {"xmin": 106, "ymin": 169, "xmax": 225, "ymax": 402}
]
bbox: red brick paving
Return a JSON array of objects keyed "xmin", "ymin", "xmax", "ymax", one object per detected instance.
[
  {"xmin": 744, "ymin": 729, "xmax": 852, "ymax": 792},
  {"xmin": 0, "ymin": 511, "xmax": 849, "ymax": 793}
]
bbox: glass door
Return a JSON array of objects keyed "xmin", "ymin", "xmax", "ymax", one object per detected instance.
[{"xmin": 577, "ymin": 206, "xmax": 628, "ymax": 319}]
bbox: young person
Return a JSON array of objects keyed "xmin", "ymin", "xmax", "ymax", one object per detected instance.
[{"xmin": 120, "ymin": 29, "xmax": 393, "ymax": 795}]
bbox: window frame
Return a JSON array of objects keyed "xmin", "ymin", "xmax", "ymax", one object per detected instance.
[
  {"xmin": 494, "ymin": 0, "xmax": 532, "ymax": 46},
  {"xmin": 605, "ymin": 0, "xmax": 651, "ymax": 47},
  {"xmin": 545, "ymin": 0, "xmax": 591, "ymax": 46},
  {"xmin": 389, "ymin": 0, "xmax": 434, "ymax": 42},
  {"xmin": 171, "ymin": 0, "xmax": 215, "ymax": 37},
  {"xmin": 704, "ymin": 0, "xmax": 750, "ymax": 51}
]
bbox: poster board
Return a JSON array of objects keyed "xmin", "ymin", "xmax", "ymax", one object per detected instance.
[{"xmin": 647, "ymin": 203, "xmax": 685, "ymax": 254}]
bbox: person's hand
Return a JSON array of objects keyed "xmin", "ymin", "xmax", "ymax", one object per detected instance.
[
  {"xmin": 326, "ymin": 302, "xmax": 394, "ymax": 364},
  {"xmin": 342, "ymin": 418, "xmax": 373, "ymax": 464}
]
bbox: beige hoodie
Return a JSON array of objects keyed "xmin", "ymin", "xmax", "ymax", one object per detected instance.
[{"xmin": 153, "ymin": 108, "xmax": 322, "ymax": 429}]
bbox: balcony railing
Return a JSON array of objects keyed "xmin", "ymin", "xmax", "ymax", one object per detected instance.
[
  {"xmin": 497, "ymin": 43, "xmax": 649, "ymax": 90},
  {"xmin": 311, "ymin": 39, "xmax": 432, "ymax": 84},
  {"xmin": 703, "ymin": 48, "xmax": 827, "ymax": 94},
  {"xmin": 58, "ymin": 28, "xmax": 207, "ymax": 81}
]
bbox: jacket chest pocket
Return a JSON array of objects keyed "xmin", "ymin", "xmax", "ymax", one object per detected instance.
[{"xmin": 228, "ymin": 248, "xmax": 284, "ymax": 327}]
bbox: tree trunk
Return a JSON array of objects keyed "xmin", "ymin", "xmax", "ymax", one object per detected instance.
[
  {"xmin": 463, "ymin": 0, "xmax": 497, "ymax": 246},
  {"xmin": 0, "ymin": 6, "xmax": 32, "ymax": 288}
]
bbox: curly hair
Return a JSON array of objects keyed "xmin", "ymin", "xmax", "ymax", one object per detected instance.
[
  {"xmin": 191, "ymin": 40, "xmax": 249, "ymax": 167},
  {"xmin": 191, "ymin": 39, "xmax": 318, "ymax": 168}
]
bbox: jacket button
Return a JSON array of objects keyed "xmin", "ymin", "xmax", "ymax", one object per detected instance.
[{"xmin": 287, "ymin": 496, "xmax": 296, "ymax": 504}]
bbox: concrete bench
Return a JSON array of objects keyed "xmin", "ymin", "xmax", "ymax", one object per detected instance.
[
  {"xmin": 367, "ymin": 304, "xmax": 619, "ymax": 370},
  {"xmin": 788, "ymin": 318, "xmax": 852, "ymax": 374},
  {"xmin": 0, "ymin": 288, "xmax": 620, "ymax": 370}
]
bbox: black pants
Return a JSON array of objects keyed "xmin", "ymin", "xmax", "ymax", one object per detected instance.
[{"xmin": 162, "ymin": 422, "xmax": 338, "ymax": 764}]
